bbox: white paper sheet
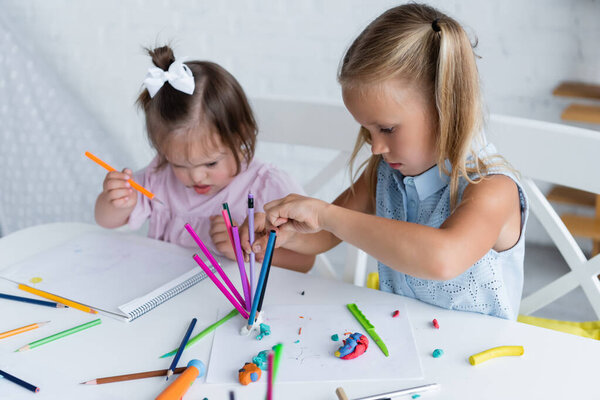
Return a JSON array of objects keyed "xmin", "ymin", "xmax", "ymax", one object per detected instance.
[{"xmin": 207, "ymin": 303, "xmax": 423, "ymax": 383}]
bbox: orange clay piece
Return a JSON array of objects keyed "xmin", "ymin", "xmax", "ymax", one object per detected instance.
[{"xmin": 238, "ymin": 363, "xmax": 261, "ymax": 385}]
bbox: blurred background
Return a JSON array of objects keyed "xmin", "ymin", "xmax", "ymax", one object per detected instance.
[{"xmin": 1, "ymin": 0, "xmax": 599, "ymax": 319}]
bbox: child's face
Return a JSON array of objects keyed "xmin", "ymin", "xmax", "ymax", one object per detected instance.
[
  {"xmin": 164, "ymin": 132, "xmax": 239, "ymax": 196},
  {"xmin": 342, "ymin": 79, "xmax": 437, "ymax": 177}
]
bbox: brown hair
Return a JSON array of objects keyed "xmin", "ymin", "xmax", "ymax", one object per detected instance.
[
  {"xmin": 340, "ymin": 4, "xmax": 504, "ymax": 209},
  {"xmin": 137, "ymin": 45, "xmax": 257, "ymax": 174}
]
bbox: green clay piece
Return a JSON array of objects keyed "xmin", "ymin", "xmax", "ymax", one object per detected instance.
[
  {"xmin": 432, "ymin": 348, "xmax": 444, "ymax": 358},
  {"xmin": 331, "ymin": 334, "xmax": 339, "ymax": 341}
]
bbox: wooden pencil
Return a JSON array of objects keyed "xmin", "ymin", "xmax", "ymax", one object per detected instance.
[
  {"xmin": 0, "ymin": 293, "xmax": 68, "ymax": 309},
  {"xmin": 18, "ymin": 284, "xmax": 96, "ymax": 314},
  {"xmin": 0, "ymin": 321, "xmax": 49, "ymax": 340},
  {"xmin": 81, "ymin": 367, "xmax": 186, "ymax": 384}
]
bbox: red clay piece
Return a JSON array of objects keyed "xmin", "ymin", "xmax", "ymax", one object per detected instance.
[
  {"xmin": 433, "ymin": 318, "xmax": 439, "ymax": 329},
  {"xmin": 392, "ymin": 310, "xmax": 400, "ymax": 318}
]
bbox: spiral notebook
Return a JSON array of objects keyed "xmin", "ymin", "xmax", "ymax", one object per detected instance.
[{"xmin": 0, "ymin": 230, "xmax": 210, "ymax": 322}]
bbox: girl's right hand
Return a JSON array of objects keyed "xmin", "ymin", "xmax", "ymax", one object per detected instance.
[
  {"xmin": 239, "ymin": 212, "xmax": 295, "ymax": 262},
  {"xmin": 101, "ymin": 168, "xmax": 138, "ymax": 208}
]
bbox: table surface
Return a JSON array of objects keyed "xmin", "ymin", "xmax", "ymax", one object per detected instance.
[{"xmin": 0, "ymin": 223, "xmax": 598, "ymax": 400}]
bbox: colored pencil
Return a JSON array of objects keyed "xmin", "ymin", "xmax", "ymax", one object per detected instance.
[
  {"xmin": 247, "ymin": 230, "xmax": 276, "ymax": 327},
  {"xmin": 81, "ymin": 367, "xmax": 186, "ymax": 385},
  {"xmin": 0, "ymin": 293, "xmax": 68, "ymax": 309},
  {"xmin": 160, "ymin": 309, "xmax": 238, "ymax": 358},
  {"xmin": 272, "ymin": 343, "xmax": 283, "ymax": 381},
  {"xmin": 166, "ymin": 318, "xmax": 197, "ymax": 380},
  {"xmin": 0, "ymin": 321, "xmax": 49, "ymax": 340},
  {"xmin": 85, "ymin": 151, "xmax": 164, "ymax": 204},
  {"xmin": 192, "ymin": 255, "xmax": 249, "ymax": 319},
  {"xmin": 232, "ymin": 226, "xmax": 251, "ymax": 311},
  {"xmin": 267, "ymin": 351, "xmax": 274, "ymax": 400},
  {"xmin": 248, "ymin": 193, "xmax": 256, "ymax": 301},
  {"xmin": 221, "ymin": 209, "xmax": 236, "ymax": 251},
  {"xmin": 223, "ymin": 202, "xmax": 233, "ymax": 226},
  {"xmin": 184, "ymin": 224, "xmax": 246, "ymax": 308},
  {"xmin": 0, "ymin": 369, "xmax": 39, "ymax": 393},
  {"xmin": 16, "ymin": 318, "xmax": 101, "ymax": 352},
  {"xmin": 256, "ymin": 233, "xmax": 276, "ymax": 315},
  {"xmin": 18, "ymin": 284, "xmax": 96, "ymax": 314}
]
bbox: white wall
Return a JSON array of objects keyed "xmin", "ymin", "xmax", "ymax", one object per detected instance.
[{"xmin": 1, "ymin": 0, "xmax": 599, "ymax": 247}]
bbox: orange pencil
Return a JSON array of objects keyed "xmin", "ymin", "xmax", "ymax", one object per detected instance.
[
  {"xmin": 0, "ymin": 321, "xmax": 49, "ymax": 340},
  {"xmin": 85, "ymin": 151, "xmax": 164, "ymax": 204},
  {"xmin": 18, "ymin": 284, "xmax": 97, "ymax": 314}
]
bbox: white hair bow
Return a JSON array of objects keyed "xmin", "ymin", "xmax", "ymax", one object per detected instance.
[{"xmin": 143, "ymin": 61, "xmax": 195, "ymax": 98}]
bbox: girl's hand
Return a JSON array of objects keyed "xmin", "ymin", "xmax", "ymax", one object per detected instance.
[
  {"xmin": 101, "ymin": 168, "xmax": 137, "ymax": 209},
  {"xmin": 239, "ymin": 212, "xmax": 293, "ymax": 262},
  {"xmin": 209, "ymin": 215, "xmax": 236, "ymax": 260},
  {"xmin": 264, "ymin": 194, "xmax": 329, "ymax": 234}
]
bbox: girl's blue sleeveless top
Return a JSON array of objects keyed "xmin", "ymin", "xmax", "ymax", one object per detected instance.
[{"xmin": 376, "ymin": 143, "xmax": 528, "ymax": 319}]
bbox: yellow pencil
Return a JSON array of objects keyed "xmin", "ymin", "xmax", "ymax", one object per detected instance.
[
  {"xmin": 18, "ymin": 284, "xmax": 97, "ymax": 314},
  {"xmin": 85, "ymin": 151, "xmax": 164, "ymax": 204},
  {"xmin": 0, "ymin": 321, "xmax": 50, "ymax": 340}
]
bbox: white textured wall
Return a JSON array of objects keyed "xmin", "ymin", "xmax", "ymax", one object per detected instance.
[{"xmin": 2, "ymin": 0, "xmax": 599, "ymax": 248}]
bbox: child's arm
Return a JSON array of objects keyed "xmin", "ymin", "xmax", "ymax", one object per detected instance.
[
  {"xmin": 264, "ymin": 174, "xmax": 521, "ymax": 281},
  {"xmin": 270, "ymin": 249, "xmax": 315, "ymax": 273},
  {"xmin": 94, "ymin": 168, "xmax": 138, "ymax": 228}
]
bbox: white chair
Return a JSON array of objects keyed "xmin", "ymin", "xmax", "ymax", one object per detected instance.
[
  {"xmin": 487, "ymin": 114, "xmax": 600, "ymax": 318},
  {"xmin": 251, "ymin": 97, "xmax": 370, "ymax": 285}
]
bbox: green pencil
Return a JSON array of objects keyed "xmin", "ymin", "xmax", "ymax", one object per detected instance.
[
  {"xmin": 16, "ymin": 318, "xmax": 101, "ymax": 352},
  {"xmin": 160, "ymin": 309, "xmax": 238, "ymax": 358},
  {"xmin": 272, "ymin": 343, "xmax": 283, "ymax": 381}
]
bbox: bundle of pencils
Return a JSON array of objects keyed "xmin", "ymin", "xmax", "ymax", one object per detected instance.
[{"xmin": 184, "ymin": 195, "xmax": 276, "ymax": 326}]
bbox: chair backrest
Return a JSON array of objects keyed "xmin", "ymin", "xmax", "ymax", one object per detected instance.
[
  {"xmin": 250, "ymin": 97, "xmax": 370, "ymax": 284},
  {"xmin": 487, "ymin": 114, "xmax": 600, "ymax": 318}
]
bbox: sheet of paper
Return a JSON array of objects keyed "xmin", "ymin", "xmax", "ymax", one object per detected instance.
[
  {"xmin": 0, "ymin": 231, "xmax": 199, "ymax": 318},
  {"xmin": 207, "ymin": 303, "xmax": 423, "ymax": 383}
]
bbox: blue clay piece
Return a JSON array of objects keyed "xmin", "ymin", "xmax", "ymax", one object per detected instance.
[
  {"xmin": 432, "ymin": 348, "xmax": 444, "ymax": 358},
  {"xmin": 331, "ymin": 334, "xmax": 339, "ymax": 341},
  {"xmin": 412, "ymin": 395, "xmax": 421, "ymax": 399},
  {"xmin": 260, "ymin": 323, "xmax": 271, "ymax": 336},
  {"xmin": 250, "ymin": 372, "xmax": 258, "ymax": 382},
  {"xmin": 253, "ymin": 350, "xmax": 270, "ymax": 370}
]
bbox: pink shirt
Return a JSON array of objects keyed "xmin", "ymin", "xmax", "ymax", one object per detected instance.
[{"xmin": 128, "ymin": 156, "xmax": 304, "ymax": 254}]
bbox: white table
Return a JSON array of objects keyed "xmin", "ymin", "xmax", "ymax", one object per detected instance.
[{"xmin": 0, "ymin": 223, "xmax": 598, "ymax": 400}]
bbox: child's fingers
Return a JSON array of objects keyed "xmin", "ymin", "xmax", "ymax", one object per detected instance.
[
  {"xmin": 104, "ymin": 178, "xmax": 132, "ymax": 192},
  {"xmin": 251, "ymin": 234, "xmax": 271, "ymax": 260},
  {"xmin": 110, "ymin": 195, "xmax": 132, "ymax": 208},
  {"xmin": 211, "ymin": 231, "xmax": 231, "ymax": 246},
  {"xmin": 209, "ymin": 218, "xmax": 227, "ymax": 236},
  {"xmin": 106, "ymin": 188, "xmax": 133, "ymax": 202}
]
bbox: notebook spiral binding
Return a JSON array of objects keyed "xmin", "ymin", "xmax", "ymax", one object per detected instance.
[{"xmin": 126, "ymin": 270, "xmax": 208, "ymax": 321}]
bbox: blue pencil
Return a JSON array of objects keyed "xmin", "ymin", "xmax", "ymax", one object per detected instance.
[
  {"xmin": 0, "ymin": 293, "xmax": 67, "ymax": 309},
  {"xmin": 0, "ymin": 369, "xmax": 40, "ymax": 393},
  {"xmin": 247, "ymin": 230, "xmax": 277, "ymax": 328},
  {"xmin": 256, "ymin": 233, "xmax": 277, "ymax": 314},
  {"xmin": 166, "ymin": 318, "xmax": 197, "ymax": 380}
]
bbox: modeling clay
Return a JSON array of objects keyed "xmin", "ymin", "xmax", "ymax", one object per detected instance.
[
  {"xmin": 334, "ymin": 332, "xmax": 369, "ymax": 360},
  {"xmin": 238, "ymin": 363, "xmax": 261, "ymax": 385}
]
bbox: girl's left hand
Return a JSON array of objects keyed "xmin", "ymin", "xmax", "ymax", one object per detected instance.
[
  {"xmin": 209, "ymin": 215, "xmax": 236, "ymax": 260},
  {"xmin": 264, "ymin": 194, "xmax": 330, "ymax": 234}
]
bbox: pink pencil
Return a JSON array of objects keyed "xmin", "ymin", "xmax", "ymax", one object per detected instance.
[
  {"xmin": 221, "ymin": 209, "xmax": 235, "ymax": 247},
  {"xmin": 192, "ymin": 254, "xmax": 249, "ymax": 319},
  {"xmin": 232, "ymin": 226, "xmax": 251, "ymax": 311},
  {"xmin": 267, "ymin": 351, "xmax": 274, "ymax": 400},
  {"xmin": 184, "ymin": 224, "xmax": 246, "ymax": 308}
]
